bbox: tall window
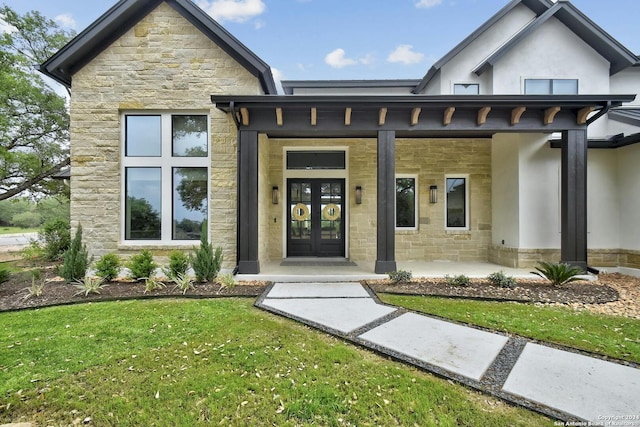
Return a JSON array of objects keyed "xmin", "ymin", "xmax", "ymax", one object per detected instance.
[
  {"xmin": 445, "ymin": 176, "xmax": 468, "ymax": 229},
  {"xmin": 396, "ymin": 175, "xmax": 418, "ymax": 229},
  {"xmin": 123, "ymin": 113, "xmax": 209, "ymax": 241},
  {"xmin": 453, "ymin": 83, "xmax": 479, "ymax": 95},
  {"xmin": 524, "ymin": 79, "xmax": 578, "ymax": 95}
]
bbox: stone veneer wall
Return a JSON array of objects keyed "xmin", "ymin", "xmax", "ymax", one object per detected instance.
[
  {"xmin": 264, "ymin": 138, "xmax": 492, "ymax": 262},
  {"xmin": 69, "ymin": 2, "xmax": 261, "ymax": 267},
  {"xmin": 488, "ymin": 246, "xmax": 640, "ymax": 269}
]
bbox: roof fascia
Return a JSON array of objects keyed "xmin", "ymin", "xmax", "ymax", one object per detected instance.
[
  {"xmin": 609, "ymin": 109, "xmax": 640, "ymax": 127},
  {"xmin": 281, "ymin": 79, "xmax": 422, "ymax": 95},
  {"xmin": 413, "ymin": 0, "xmax": 525, "ymax": 93}
]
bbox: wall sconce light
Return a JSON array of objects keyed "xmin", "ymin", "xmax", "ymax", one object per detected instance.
[
  {"xmin": 355, "ymin": 186, "xmax": 362, "ymax": 204},
  {"xmin": 272, "ymin": 186, "xmax": 279, "ymax": 204},
  {"xmin": 429, "ymin": 185, "xmax": 438, "ymax": 204}
]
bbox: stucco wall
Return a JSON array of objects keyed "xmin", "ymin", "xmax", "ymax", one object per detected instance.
[
  {"xmin": 491, "ymin": 134, "xmax": 520, "ymax": 248},
  {"xmin": 618, "ymin": 144, "xmax": 640, "ymax": 252},
  {"xmin": 69, "ymin": 2, "xmax": 261, "ymax": 266}
]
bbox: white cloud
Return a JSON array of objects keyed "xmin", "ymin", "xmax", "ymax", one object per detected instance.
[
  {"xmin": 197, "ymin": 0, "xmax": 266, "ymax": 23},
  {"xmin": 54, "ymin": 13, "xmax": 76, "ymax": 30},
  {"xmin": 415, "ymin": 0, "xmax": 442, "ymax": 8},
  {"xmin": 359, "ymin": 53, "xmax": 375, "ymax": 66},
  {"xmin": 387, "ymin": 44, "xmax": 425, "ymax": 65},
  {"xmin": 325, "ymin": 48, "xmax": 357, "ymax": 68}
]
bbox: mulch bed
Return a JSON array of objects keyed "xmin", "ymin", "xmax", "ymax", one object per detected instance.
[{"xmin": 366, "ymin": 278, "xmax": 619, "ymax": 304}]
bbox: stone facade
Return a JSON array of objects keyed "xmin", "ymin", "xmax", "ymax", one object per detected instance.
[{"xmin": 69, "ymin": 3, "xmax": 261, "ymax": 267}]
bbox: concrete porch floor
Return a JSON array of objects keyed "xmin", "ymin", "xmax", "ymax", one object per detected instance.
[{"xmin": 237, "ymin": 260, "xmax": 538, "ymax": 282}]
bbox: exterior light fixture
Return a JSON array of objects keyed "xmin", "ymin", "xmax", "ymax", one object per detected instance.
[
  {"xmin": 355, "ymin": 186, "xmax": 362, "ymax": 204},
  {"xmin": 272, "ymin": 186, "xmax": 279, "ymax": 204},
  {"xmin": 429, "ymin": 185, "xmax": 438, "ymax": 203}
]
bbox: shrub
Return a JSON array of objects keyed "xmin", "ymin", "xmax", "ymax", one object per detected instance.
[
  {"xmin": 94, "ymin": 253, "xmax": 122, "ymax": 282},
  {"xmin": 164, "ymin": 250, "xmax": 190, "ymax": 280},
  {"xmin": 531, "ymin": 261, "xmax": 585, "ymax": 286},
  {"xmin": 73, "ymin": 276, "xmax": 106, "ymax": 296},
  {"xmin": 12, "ymin": 211, "xmax": 42, "ymax": 228},
  {"xmin": 0, "ymin": 264, "xmax": 11, "ymax": 284},
  {"xmin": 190, "ymin": 231, "xmax": 222, "ymax": 282},
  {"xmin": 127, "ymin": 249, "xmax": 157, "ymax": 281},
  {"xmin": 22, "ymin": 271, "xmax": 45, "ymax": 299},
  {"xmin": 40, "ymin": 218, "xmax": 71, "ymax": 261},
  {"xmin": 60, "ymin": 224, "xmax": 91, "ymax": 282},
  {"xmin": 144, "ymin": 277, "xmax": 166, "ymax": 294},
  {"xmin": 21, "ymin": 240, "xmax": 45, "ymax": 263},
  {"xmin": 445, "ymin": 274, "xmax": 470, "ymax": 287},
  {"xmin": 388, "ymin": 270, "xmax": 412, "ymax": 284},
  {"xmin": 172, "ymin": 273, "xmax": 195, "ymax": 295},
  {"xmin": 487, "ymin": 271, "xmax": 517, "ymax": 288},
  {"xmin": 217, "ymin": 272, "xmax": 236, "ymax": 292}
]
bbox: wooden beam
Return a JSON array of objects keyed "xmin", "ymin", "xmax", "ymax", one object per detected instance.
[
  {"xmin": 275, "ymin": 107, "xmax": 283, "ymax": 126},
  {"xmin": 240, "ymin": 108, "xmax": 249, "ymax": 126},
  {"xmin": 345, "ymin": 107, "xmax": 352, "ymax": 126},
  {"xmin": 411, "ymin": 107, "xmax": 421, "ymax": 126},
  {"xmin": 544, "ymin": 106, "xmax": 561, "ymax": 125},
  {"xmin": 477, "ymin": 106, "xmax": 491, "ymax": 125},
  {"xmin": 311, "ymin": 107, "xmax": 317, "ymax": 126},
  {"xmin": 577, "ymin": 106, "xmax": 595, "ymax": 124},
  {"xmin": 378, "ymin": 108, "xmax": 387, "ymax": 126},
  {"xmin": 511, "ymin": 107, "xmax": 526, "ymax": 125},
  {"xmin": 443, "ymin": 107, "xmax": 455, "ymax": 126}
]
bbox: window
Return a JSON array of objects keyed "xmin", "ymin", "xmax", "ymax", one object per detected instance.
[
  {"xmin": 123, "ymin": 113, "xmax": 209, "ymax": 242},
  {"xmin": 445, "ymin": 176, "xmax": 468, "ymax": 229},
  {"xmin": 396, "ymin": 175, "xmax": 418, "ymax": 229},
  {"xmin": 524, "ymin": 79, "xmax": 578, "ymax": 95},
  {"xmin": 287, "ymin": 151, "xmax": 345, "ymax": 170},
  {"xmin": 453, "ymin": 83, "xmax": 479, "ymax": 95}
]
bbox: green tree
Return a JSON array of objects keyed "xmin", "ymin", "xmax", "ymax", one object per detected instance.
[{"xmin": 0, "ymin": 5, "xmax": 74, "ymax": 201}]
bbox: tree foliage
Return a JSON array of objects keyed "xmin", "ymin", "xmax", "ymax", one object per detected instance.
[{"xmin": 0, "ymin": 5, "xmax": 74, "ymax": 200}]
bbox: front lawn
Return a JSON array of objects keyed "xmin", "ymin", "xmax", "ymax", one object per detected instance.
[
  {"xmin": 379, "ymin": 294, "xmax": 640, "ymax": 364},
  {"xmin": 0, "ymin": 299, "xmax": 548, "ymax": 426},
  {"xmin": 0, "ymin": 226, "xmax": 39, "ymax": 235}
]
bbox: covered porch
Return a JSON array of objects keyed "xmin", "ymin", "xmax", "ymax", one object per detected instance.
[{"xmin": 212, "ymin": 94, "xmax": 634, "ymax": 274}]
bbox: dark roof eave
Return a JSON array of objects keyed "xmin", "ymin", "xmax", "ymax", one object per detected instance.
[{"xmin": 281, "ymin": 79, "xmax": 422, "ymax": 95}]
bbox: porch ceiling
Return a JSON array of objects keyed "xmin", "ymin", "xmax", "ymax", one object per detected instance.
[{"xmin": 211, "ymin": 94, "xmax": 635, "ymax": 138}]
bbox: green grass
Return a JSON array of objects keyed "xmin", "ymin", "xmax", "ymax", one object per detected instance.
[
  {"xmin": 0, "ymin": 226, "xmax": 39, "ymax": 235},
  {"xmin": 379, "ymin": 294, "xmax": 640, "ymax": 364},
  {"xmin": 0, "ymin": 299, "xmax": 549, "ymax": 426}
]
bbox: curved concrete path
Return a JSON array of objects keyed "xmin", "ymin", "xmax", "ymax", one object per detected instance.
[{"xmin": 256, "ymin": 281, "xmax": 640, "ymax": 424}]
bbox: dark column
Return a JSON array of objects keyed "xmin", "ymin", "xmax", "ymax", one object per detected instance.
[
  {"xmin": 375, "ymin": 130, "xmax": 397, "ymax": 274},
  {"xmin": 237, "ymin": 130, "xmax": 260, "ymax": 274},
  {"xmin": 560, "ymin": 129, "xmax": 588, "ymax": 270}
]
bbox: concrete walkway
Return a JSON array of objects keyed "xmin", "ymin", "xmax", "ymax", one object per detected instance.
[{"xmin": 256, "ymin": 281, "xmax": 640, "ymax": 424}]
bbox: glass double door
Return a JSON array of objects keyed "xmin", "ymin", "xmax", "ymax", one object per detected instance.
[{"xmin": 287, "ymin": 179, "xmax": 345, "ymax": 257}]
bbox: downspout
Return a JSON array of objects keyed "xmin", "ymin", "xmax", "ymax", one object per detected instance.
[
  {"xmin": 230, "ymin": 102, "xmax": 241, "ymax": 275},
  {"xmin": 584, "ymin": 101, "xmax": 611, "ymax": 275}
]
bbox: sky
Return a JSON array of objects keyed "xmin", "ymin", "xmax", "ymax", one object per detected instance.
[{"xmin": 5, "ymin": 0, "xmax": 640, "ymax": 85}]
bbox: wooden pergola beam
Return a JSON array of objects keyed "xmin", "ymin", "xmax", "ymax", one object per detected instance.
[
  {"xmin": 411, "ymin": 107, "xmax": 421, "ymax": 126},
  {"xmin": 275, "ymin": 107, "xmax": 283, "ymax": 126},
  {"xmin": 443, "ymin": 107, "xmax": 455, "ymax": 126},
  {"xmin": 577, "ymin": 106, "xmax": 595, "ymax": 124},
  {"xmin": 240, "ymin": 107, "xmax": 249, "ymax": 126},
  {"xmin": 511, "ymin": 106, "xmax": 526, "ymax": 125},
  {"xmin": 311, "ymin": 107, "xmax": 317, "ymax": 126},
  {"xmin": 477, "ymin": 106, "xmax": 491, "ymax": 125},
  {"xmin": 345, "ymin": 107, "xmax": 352, "ymax": 126},
  {"xmin": 544, "ymin": 106, "xmax": 561, "ymax": 125},
  {"xmin": 379, "ymin": 108, "xmax": 387, "ymax": 126}
]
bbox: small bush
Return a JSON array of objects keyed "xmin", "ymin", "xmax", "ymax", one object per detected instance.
[
  {"xmin": 487, "ymin": 271, "xmax": 517, "ymax": 288},
  {"xmin": 531, "ymin": 261, "xmax": 585, "ymax": 286},
  {"xmin": 217, "ymin": 272, "xmax": 236, "ymax": 292},
  {"xmin": 144, "ymin": 277, "xmax": 166, "ymax": 294},
  {"xmin": 445, "ymin": 274, "xmax": 470, "ymax": 287},
  {"xmin": 172, "ymin": 273, "xmax": 195, "ymax": 295},
  {"xmin": 21, "ymin": 240, "xmax": 45, "ymax": 263},
  {"xmin": 40, "ymin": 218, "xmax": 71, "ymax": 261},
  {"xmin": 94, "ymin": 253, "xmax": 122, "ymax": 282},
  {"xmin": 73, "ymin": 276, "xmax": 106, "ymax": 296},
  {"xmin": 0, "ymin": 264, "xmax": 11, "ymax": 284},
  {"xmin": 190, "ymin": 231, "xmax": 222, "ymax": 282},
  {"xmin": 164, "ymin": 250, "xmax": 190, "ymax": 280},
  {"xmin": 127, "ymin": 249, "xmax": 157, "ymax": 281},
  {"xmin": 60, "ymin": 224, "xmax": 91, "ymax": 283},
  {"xmin": 388, "ymin": 270, "xmax": 412, "ymax": 284}
]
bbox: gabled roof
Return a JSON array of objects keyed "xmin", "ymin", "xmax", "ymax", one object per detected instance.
[
  {"xmin": 414, "ymin": 0, "xmax": 638, "ymax": 93},
  {"xmin": 609, "ymin": 107, "xmax": 640, "ymax": 127},
  {"xmin": 40, "ymin": 0, "xmax": 277, "ymax": 94}
]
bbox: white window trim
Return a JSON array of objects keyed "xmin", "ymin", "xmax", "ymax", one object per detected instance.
[
  {"xmin": 121, "ymin": 111, "xmax": 210, "ymax": 245},
  {"xmin": 444, "ymin": 174, "xmax": 469, "ymax": 231},
  {"xmin": 521, "ymin": 76, "xmax": 579, "ymax": 95},
  {"xmin": 395, "ymin": 174, "xmax": 419, "ymax": 231},
  {"xmin": 452, "ymin": 82, "xmax": 480, "ymax": 95}
]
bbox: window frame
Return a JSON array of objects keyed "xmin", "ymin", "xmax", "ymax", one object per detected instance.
[
  {"xmin": 444, "ymin": 174, "xmax": 469, "ymax": 231},
  {"xmin": 453, "ymin": 83, "xmax": 480, "ymax": 95},
  {"xmin": 395, "ymin": 174, "xmax": 419, "ymax": 231},
  {"xmin": 121, "ymin": 111, "xmax": 210, "ymax": 244},
  {"xmin": 523, "ymin": 78, "xmax": 578, "ymax": 95}
]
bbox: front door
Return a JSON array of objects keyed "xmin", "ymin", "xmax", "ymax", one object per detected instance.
[{"xmin": 287, "ymin": 179, "xmax": 345, "ymax": 257}]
